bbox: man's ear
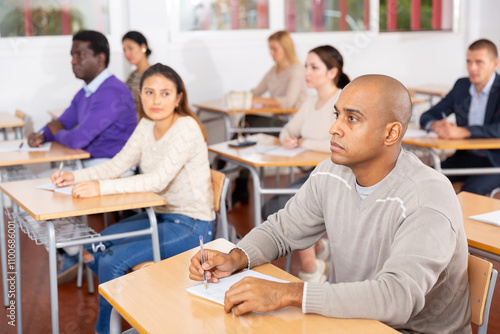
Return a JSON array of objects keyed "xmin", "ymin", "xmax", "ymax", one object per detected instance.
[
  {"xmin": 384, "ymin": 122, "xmax": 402, "ymax": 146},
  {"xmin": 96, "ymin": 52, "xmax": 106, "ymax": 67}
]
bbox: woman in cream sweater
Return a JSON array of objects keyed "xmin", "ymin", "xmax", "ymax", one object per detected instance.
[{"xmin": 52, "ymin": 63, "xmax": 214, "ymax": 334}]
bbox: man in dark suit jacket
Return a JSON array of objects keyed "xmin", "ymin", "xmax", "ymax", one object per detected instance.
[{"xmin": 419, "ymin": 39, "xmax": 500, "ymax": 195}]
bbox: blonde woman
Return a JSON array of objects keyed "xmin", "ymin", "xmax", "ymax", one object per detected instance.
[
  {"xmin": 252, "ymin": 30, "xmax": 307, "ymax": 109},
  {"xmin": 232, "ymin": 30, "xmax": 308, "ymax": 204}
]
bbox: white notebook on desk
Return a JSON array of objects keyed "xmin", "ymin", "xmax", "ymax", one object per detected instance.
[
  {"xmin": 186, "ymin": 269, "xmax": 289, "ymax": 305},
  {"xmin": 469, "ymin": 210, "xmax": 500, "ymax": 227}
]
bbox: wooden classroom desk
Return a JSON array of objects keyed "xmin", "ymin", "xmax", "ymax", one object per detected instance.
[
  {"xmin": 402, "ymin": 136, "xmax": 500, "ymax": 175},
  {"xmin": 457, "ymin": 192, "xmax": 500, "ymax": 262},
  {"xmin": 0, "ymin": 139, "xmax": 90, "ymax": 312},
  {"xmin": 408, "ymin": 84, "xmax": 450, "ymax": 106},
  {"xmin": 0, "ymin": 112, "xmax": 25, "ymax": 139},
  {"xmin": 0, "ymin": 139, "xmax": 90, "ymax": 167},
  {"xmin": 100, "ymin": 238, "xmax": 398, "ymax": 334},
  {"xmin": 0, "ymin": 178, "xmax": 166, "ymax": 334},
  {"xmin": 194, "ymin": 98, "xmax": 297, "ymax": 141},
  {"xmin": 408, "ymin": 84, "xmax": 450, "ymax": 98},
  {"xmin": 209, "ymin": 139, "xmax": 330, "ymax": 227}
]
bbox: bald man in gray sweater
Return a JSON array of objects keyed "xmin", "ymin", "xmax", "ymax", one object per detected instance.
[{"xmin": 190, "ymin": 75, "xmax": 471, "ymax": 333}]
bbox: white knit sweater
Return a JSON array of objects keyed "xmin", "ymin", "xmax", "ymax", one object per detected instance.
[{"xmin": 73, "ymin": 117, "xmax": 215, "ymax": 221}]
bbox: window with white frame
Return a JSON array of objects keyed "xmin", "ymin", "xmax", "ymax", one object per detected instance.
[
  {"xmin": 180, "ymin": 0, "xmax": 269, "ymax": 31},
  {"xmin": 0, "ymin": 0, "xmax": 109, "ymax": 37}
]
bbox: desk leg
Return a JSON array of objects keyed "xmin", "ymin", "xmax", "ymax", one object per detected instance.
[
  {"xmin": 1, "ymin": 190, "xmax": 9, "ymax": 307},
  {"xmin": 248, "ymin": 166, "xmax": 263, "ymax": 228},
  {"xmin": 109, "ymin": 307, "xmax": 122, "ymax": 334},
  {"xmin": 222, "ymin": 113, "xmax": 232, "ymax": 142},
  {"xmin": 145, "ymin": 208, "xmax": 161, "ymax": 262},
  {"xmin": 46, "ymin": 221, "xmax": 59, "ymax": 334},
  {"xmin": 15, "ymin": 219, "xmax": 22, "ymax": 334}
]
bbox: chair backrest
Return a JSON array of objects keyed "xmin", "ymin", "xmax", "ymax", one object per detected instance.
[
  {"xmin": 131, "ymin": 170, "xmax": 231, "ymax": 272},
  {"xmin": 468, "ymin": 254, "xmax": 498, "ymax": 333},
  {"xmin": 15, "ymin": 109, "xmax": 27, "ymax": 138},
  {"xmin": 211, "ymin": 169, "xmax": 224, "ymax": 212},
  {"xmin": 210, "ymin": 169, "xmax": 230, "ymax": 240}
]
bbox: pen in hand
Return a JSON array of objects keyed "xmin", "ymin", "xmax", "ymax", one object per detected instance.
[
  {"xmin": 199, "ymin": 235, "xmax": 207, "ymax": 289},
  {"xmin": 441, "ymin": 112, "xmax": 447, "ymax": 120},
  {"xmin": 57, "ymin": 161, "xmax": 64, "ymax": 181}
]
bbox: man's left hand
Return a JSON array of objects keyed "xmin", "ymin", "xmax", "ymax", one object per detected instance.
[
  {"xmin": 223, "ymin": 277, "xmax": 303, "ymax": 316},
  {"xmin": 72, "ymin": 181, "xmax": 100, "ymax": 198}
]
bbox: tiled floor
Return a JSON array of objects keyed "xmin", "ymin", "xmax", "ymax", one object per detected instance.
[{"xmin": 1, "ymin": 175, "xmax": 499, "ymax": 333}]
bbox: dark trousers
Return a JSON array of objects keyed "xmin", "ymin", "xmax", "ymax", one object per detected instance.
[{"xmin": 441, "ymin": 151, "xmax": 500, "ymax": 195}]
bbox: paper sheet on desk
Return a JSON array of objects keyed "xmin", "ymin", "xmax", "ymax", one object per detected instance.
[
  {"xmin": 0, "ymin": 141, "xmax": 52, "ymax": 152},
  {"xmin": 469, "ymin": 211, "xmax": 500, "ymax": 227},
  {"xmin": 186, "ymin": 269, "xmax": 289, "ymax": 305},
  {"xmin": 240, "ymin": 144, "xmax": 308, "ymax": 157},
  {"xmin": 35, "ymin": 182, "xmax": 74, "ymax": 195}
]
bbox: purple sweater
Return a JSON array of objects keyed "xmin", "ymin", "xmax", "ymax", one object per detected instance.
[{"xmin": 42, "ymin": 75, "xmax": 137, "ymax": 158}]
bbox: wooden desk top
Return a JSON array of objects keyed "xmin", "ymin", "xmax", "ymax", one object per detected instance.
[
  {"xmin": 0, "ymin": 112, "xmax": 25, "ymax": 128},
  {"xmin": 209, "ymin": 140, "xmax": 330, "ymax": 168},
  {"xmin": 0, "ymin": 140, "xmax": 90, "ymax": 167},
  {"xmin": 99, "ymin": 238, "xmax": 397, "ymax": 334},
  {"xmin": 193, "ymin": 98, "xmax": 297, "ymax": 115},
  {"xmin": 0, "ymin": 178, "xmax": 166, "ymax": 221},
  {"xmin": 47, "ymin": 108, "xmax": 64, "ymax": 119},
  {"xmin": 458, "ymin": 192, "xmax": 500, "ymax": 256},
  {"xmin": 402, "ymin": 137, "xmax": 500, "ymax": 150},
  {"xmin": 408, "ymin": 84, "xmax": 450, "ymax": 97}
]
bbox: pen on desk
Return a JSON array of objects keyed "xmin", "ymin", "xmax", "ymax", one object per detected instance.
[
  {"xmin": 18, "ymin": 142, "xmax": 23, "ymax": 149},
  {"xmin": 199, "ymin": 235, "xmax": 207, "ymax": 289},
  {"xmin": 57, "ymin": 161, "xmax": 64, "ymax": 180}
]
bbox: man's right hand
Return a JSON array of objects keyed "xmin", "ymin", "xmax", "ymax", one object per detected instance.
[
  {"xmin": 27, "ymin": 132, "xmax": 45, "ymax": 147},
  {"xmin": 189, "ymin": 248, "xmax": 248, "ymax": 283}
]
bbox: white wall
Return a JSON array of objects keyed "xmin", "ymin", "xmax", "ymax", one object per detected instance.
[{"xmin": 0, "ymin": 0, "xmax": 498, "ymax": 143}]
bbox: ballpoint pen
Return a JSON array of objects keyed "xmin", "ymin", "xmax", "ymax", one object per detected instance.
[
  {"xmin": 57, "ymin": 161, "xmax": 64, "ymax": 180},
  {"xmin": 199, "ymin": 235, "xmax": 207, "ymax": 289},
  {"xmin": 18, "ymin": 142, "xmax": 23, "ymax": 149},
  {"xmin": 441, "ymin": 112, "xmax": 447, "ymax": 119}
]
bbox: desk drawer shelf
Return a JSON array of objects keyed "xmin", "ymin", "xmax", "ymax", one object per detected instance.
[{"xmin": 9, "ymin": 211, "xmax": 100, "ymax": 247}]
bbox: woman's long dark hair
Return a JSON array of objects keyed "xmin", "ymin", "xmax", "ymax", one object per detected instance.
[
  {"xmin": 138, "ymin": 63, "xmax": 208, "ymax": 141},
  {"xmin": 309, "ymin": 45, "xmax": 350, "ymax": 89},
  {"xmin": 122, "ymin": 31, "xmax": 152, "ymax": 57}
]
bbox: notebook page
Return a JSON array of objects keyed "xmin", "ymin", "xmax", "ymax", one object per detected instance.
[
  {"xmin": 469, "ymin": 210, "xmax": 500, "ymax": 227},
  {"xmin": 186, "ymin": 269, "xmax": 289, "ymax": 305}
]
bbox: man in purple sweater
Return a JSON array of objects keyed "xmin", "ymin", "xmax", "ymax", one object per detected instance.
[{"xmin": 28, "ymin": 30, "xmax": 137, "ymax": 167}]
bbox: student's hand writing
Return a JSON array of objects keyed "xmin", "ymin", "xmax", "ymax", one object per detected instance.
[
  {"xmin": 27, "ymin": 132, "xmax": 45, "ymax": 147},
  {"xmin": 51, "ymin": 170, "xmax": 75, "ymax": 187},
  {"xmin": 431, "ymin": 119, "xmax": 471, "ymax": 139},
  {"xmin": 283, "ymin": 136, "xmax": 299, "ymax": 149},
  {"xmin": 189, "ymin": 248, "xmax": 248, "ymax": 283},
  {"xmin": 223, "ymin": 278, "xmax": 303, "ymax": 316},
  {"xmin": 72, "ymin": 181, "xmax": 100, "ymax": 198}
]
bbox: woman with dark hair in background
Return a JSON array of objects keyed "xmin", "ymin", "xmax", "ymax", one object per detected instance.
[
  {"xmin": 122, "ymin": 30, "xmax": 152, "ymax": 117},
  {"xmin": 263, "ymin": 45, "xmax": 350, "ymax": 283}
]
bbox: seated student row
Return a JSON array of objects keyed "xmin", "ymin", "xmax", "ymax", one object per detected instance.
[{"xmin": 27, "ymin": 28, "xmax": 490, "ymax": 334}]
